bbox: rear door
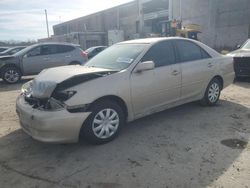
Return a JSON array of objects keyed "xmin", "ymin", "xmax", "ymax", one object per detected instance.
[
  {"xmin": 130, "ymin": 41, "xmax": 181, "ymax": 117},
  {"xmin": 57, "ymin": 45, "xmax": 76, "ymax": 65},
  {"xmin": 174, "ymin": 40, "xmax": 214, "ymax": 100}
]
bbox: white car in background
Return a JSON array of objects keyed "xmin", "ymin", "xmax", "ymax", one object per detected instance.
[{"xmin": 16, "ymin": 37, "xmax": 235, "ymax": 144}]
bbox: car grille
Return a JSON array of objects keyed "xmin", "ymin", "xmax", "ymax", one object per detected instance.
[
  {"xmin": 234, "ymin": 57, "xmax": 250, "ymax": 76},
  {"xmin": 234, "ymin": 57, "xmax": 250, "ymax": 67},
  {"xmin": 24, "ymin": 95, "xmax": 48, "ymax": 109}
]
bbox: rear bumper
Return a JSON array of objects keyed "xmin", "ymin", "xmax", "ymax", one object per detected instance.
[{"xmin": 16, "ymin": 95, "xmax": 91, "ymax": 143}]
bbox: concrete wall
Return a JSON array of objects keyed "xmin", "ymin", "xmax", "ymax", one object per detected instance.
[
  {"xmin": 119, "ymin": 2, "xmax": 139, "ymax": 40},
  {"xmin": 215, "ymin": 0, "xmax": 250, "ymax": 49},
  {"xmin": 173, "ymin": 0, "xmax": 250, "ymax": 49},
  {"xmin": 51, "ymin": 0, "xmax": 250, "ymax": 50}
]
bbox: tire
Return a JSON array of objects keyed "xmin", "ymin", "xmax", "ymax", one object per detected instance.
[
  {"xmin": 80, "ymin": 100, "xmax": 125, "ymax": 144},
  {"xmin": 200, "ymin": 78, "xmax": 222, "ymax": 106},
  {"xmin": 1, "ymin": 66, "xmax": 21, "ymax": 84}
]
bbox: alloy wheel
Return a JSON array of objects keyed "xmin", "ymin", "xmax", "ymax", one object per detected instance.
[
  {"xmin": 4, "ymin": 69, "xmax": 20, "ymax": 83},
  {"xmin": 208, "ymin": 82, "xmax": 220, "ymax": 103},
  {"xmin": 92, "ymin": 108, "xmax": 120, "ymax": 139}
]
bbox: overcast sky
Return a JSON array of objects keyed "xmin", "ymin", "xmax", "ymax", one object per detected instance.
[{"xmin": 0, "ymin": 0, "xmax": 133, "ymax": 41}]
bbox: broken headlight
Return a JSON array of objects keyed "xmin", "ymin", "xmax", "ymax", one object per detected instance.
[{"xmin": 21, "ymin": 80, "xmax": 33, "ymax": 96}]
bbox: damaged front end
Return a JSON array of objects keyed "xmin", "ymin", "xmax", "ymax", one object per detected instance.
[
  {"xmin": 21, "ymin": 70, "xmax": 115, "ymax": 112},
  {"xmin": 21, "ymin": 80, "xmax": 68, "ymax": 111}
]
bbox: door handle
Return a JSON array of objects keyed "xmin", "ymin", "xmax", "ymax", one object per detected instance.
[
  {"xmin": 172, "ymin": 70, "xmax": 180, "ymax": 76},
  {"xmin": 65, "ymin": 55, "xmax": 71, "ymax": 58},
  {"xmin": 208, "ymin": 62, "xmax": 214, "ymax": 68}
]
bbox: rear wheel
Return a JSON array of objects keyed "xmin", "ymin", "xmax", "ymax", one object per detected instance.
[
  {"xmin": 201, "ymin": 78, "xmax": 222, "ymax": 106},
  {"xmin": 80, "ymin": 100, "xmax": 125, "ymax": 144},
  {"xmin": 2, "ymin": 66, "xmax": 21, "ymax": 84}
]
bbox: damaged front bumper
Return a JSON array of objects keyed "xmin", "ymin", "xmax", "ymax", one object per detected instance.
[{"xmin": 16, "ymin": 95, "xmax": 91, "ymax": 143}]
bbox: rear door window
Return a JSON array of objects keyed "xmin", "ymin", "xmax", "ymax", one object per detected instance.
[
  {"xmin": 141, "ymin": 41, "xmax": 176, "ymax": 67},
  {"xmin": 175, "ymin": 40, "xmax": 204, "ymax": 62}
]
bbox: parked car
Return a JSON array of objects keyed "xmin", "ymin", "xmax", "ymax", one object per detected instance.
[
  {"xmin": 0, "ymin": 42, "xmax": 88, "ymax": 84},
  {"xmin": 16, "ymin": 37, "xmax": 235, "ymax": 144},
  {"xmin": 0, "ymin": 47, "xmax": 9, "ymax": 53},
  {"xmin": 85, "ymin": 46, "xmax": 107, "ymax": 59},
  {"xmin": 0, "ymin": 46, "xmax": 26, "ymax": 56},
  {"xmin": 227, "ymin": 39, "xmax": 250, "ymax": 78}
]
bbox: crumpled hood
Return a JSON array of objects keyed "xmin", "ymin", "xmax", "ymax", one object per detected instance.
[
  {"xmin": 227, "ymin": 49, "xmax": 250, "ymax": 57},
  {"xmin": 31, "ymin": 65, "xmax": 113, "ymax": 99}
]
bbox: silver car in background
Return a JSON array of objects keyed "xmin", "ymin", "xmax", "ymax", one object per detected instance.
[
  {"xmin": 16, "ymin": 37, "xmax": 235, "ymax": 144},
  {"xmin": 0, "ymin": 42, "xmax": 88, "ymax": 84}
]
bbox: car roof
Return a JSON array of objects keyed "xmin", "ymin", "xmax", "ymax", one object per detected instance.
[
  {"xmin": 118, "ymin": 37, "xmax": 197, "ymax": 45},
  {"xmin": 36, "ymin": 42, "xmax": 80, "ymax": 47},
  {"xmin": 88, "ymin": 46, "xmax": 107, "ymax": 49},
  {"xmin": 118, "ymin": 37, "xmax": 221, "ymax": 58}
]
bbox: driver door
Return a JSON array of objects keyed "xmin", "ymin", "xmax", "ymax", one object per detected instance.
[
  {"xmin": 22, "ymin": 45, "xmax": 58, "ymax": 75},
  {"xmin": 130, "ymin": 41, "xmax": 181, "ymax": 118}
]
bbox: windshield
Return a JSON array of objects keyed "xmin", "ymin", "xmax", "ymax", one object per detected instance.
[
  {"xmin": 15, "ymin": 44, "xmax": 38, "ymax": 56},
  {"xmin": 85, "ymin": 44, "xmax": 148, "ymax": 71},
  {"xmin": 3, "ymin": 47, "xmax": 26, "ymax": 55},
  {"xmin": 242, "ymin": 40, "xmax": 250, "ymax": 49}
]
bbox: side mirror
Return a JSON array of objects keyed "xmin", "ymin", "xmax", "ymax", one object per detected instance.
[
  {"xmin": 135, "ymin": 61, "xmax": 155, "ymax": 73},
  {"xmin": 23, "ymin": 54, "xmax": 28, "ymax": 58}
]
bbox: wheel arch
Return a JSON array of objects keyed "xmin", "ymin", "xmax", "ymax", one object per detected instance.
[
  {"xmin": 89, "ymin": 95, "xmax": 128, "ymax": 119},
  {"xmin": 213, "ymin": 75, "xmax": 224, "ymax": 89},
  {"xmin": 0, "ymin": 64, "xmax": 22, "ymax": 78}
]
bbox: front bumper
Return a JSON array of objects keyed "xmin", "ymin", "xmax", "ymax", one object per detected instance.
[
  {"xmin": 16, "ymin": 95, "xmax": 91, "ymax": 143},
  {"xmin": 234, "ymin": 57, "xmax": 250, "ymax": 77}
]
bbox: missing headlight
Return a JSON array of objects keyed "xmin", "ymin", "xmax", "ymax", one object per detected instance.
[
  {"xmin": 67, "ymin": 104, "xmax": 90, "ymax": 113},
  {"xmin": 47, "ymin": 98, "xmax": 65, "ymax": 110},
  {"xmin": 53, "ymin": 90, "xmax": 77, "ymax": 102}
]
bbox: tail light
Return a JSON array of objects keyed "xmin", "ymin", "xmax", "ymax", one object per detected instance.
[{"xmin": 81, "ymin": 51, "xmax": 88, "ymax": 58}]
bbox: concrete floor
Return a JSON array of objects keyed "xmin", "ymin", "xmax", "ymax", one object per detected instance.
[{"xmin": 0, "ymin": 78, "xmax": 250, "ymax": 188}]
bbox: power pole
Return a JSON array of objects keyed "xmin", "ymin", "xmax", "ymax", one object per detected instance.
[
  {"xmin": 117, "ymin": 7, "xmax": 120, "ymax": 30},
  {"xmin": 45, "ymin": 9, "xmax": 50, "ymax": 38},
  {"xmin": 169, "ymin": 0, "xmax": 173, "ymax": 20},
  {"xmin": 180, "ymin": 0, "xmax": 182, "ymax": 21}
]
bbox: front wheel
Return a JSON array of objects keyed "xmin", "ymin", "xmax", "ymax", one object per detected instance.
[
  {"xmin": 201, "ymin": 78, "xmax": 222, "ymax": 106},
  {"xmin": 2, "ymin": 66, "xmax": 21, "ymax": 84},
  {"xmin": 80, "ymin": 100, "xmax": 125, "ymax": 144}
]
